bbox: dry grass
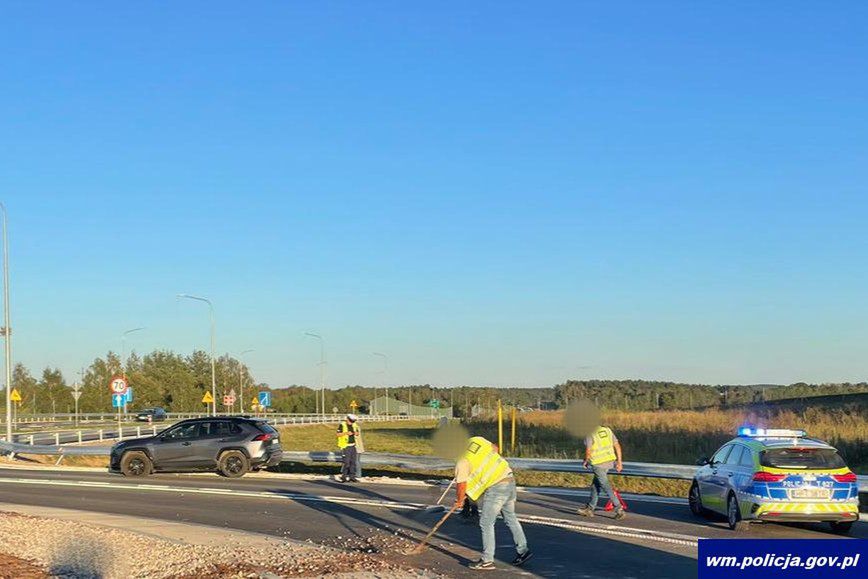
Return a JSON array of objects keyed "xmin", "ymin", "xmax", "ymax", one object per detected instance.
[{"xmin": 473, "ymin": 406, "xmax": 868, "ymax": 472}]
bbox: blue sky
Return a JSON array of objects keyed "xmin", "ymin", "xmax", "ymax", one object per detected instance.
[{"xmin": 2, "ymin": 2, "xmax": 867, "ymax": 387}]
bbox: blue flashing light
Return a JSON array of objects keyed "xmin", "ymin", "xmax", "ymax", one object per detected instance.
[{"xmin": 737, "ymin": 426, "xmax": 807, "ymax": 438}]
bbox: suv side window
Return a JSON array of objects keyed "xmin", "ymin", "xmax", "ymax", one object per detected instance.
[
  {"xmin": 711, "ymin": 445, "xmax": 732, "ymax": 465},
  {"xmin": 206, "ymin": 421, "xmax": 241, "ymax": 436},
  {"xmin": 725, "ymin": 445, "xmax": 744, "ymax": 466},
  {"xmin": 163, "ymin": 423, "xmax": 199, "ymax": 440}
]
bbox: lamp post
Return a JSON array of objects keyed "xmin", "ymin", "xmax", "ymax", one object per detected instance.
[
  {"xmin": 120, "ymin": 327, "xmax": 145, "ymax": 414},
  {"xmin": 178, "ymin": 294, "xmax": 216, "ymax": 416},
  {"xmin": 304, "ymin": 332, "xmax": 325, "ymax": 416},
  {"xmin": 0, "ymin": 203, "xmax": 11, "ymax": 443},
  {"xmin": 373, "ymin": 352, "xmax": 387, "ymax": 416},
  {"xmin": 238, "ymin": 349, "xmax": 254, "ymax": 414}
]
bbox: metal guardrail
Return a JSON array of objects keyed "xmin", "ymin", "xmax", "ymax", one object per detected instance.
[
  {"xmin": 1, "ymin": 425, "xmax": 864, "ymax": 493},
  {"xmin": 0, "ymin": 412, "xmax": 391, "ymax": 424}
]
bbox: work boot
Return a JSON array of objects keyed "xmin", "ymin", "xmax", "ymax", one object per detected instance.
[
  {"xmin": 613, "ymin": 508, "xmax": 626, "ymax": 520},
  {"xmin": 576, "ymin": 505, "xmax": 595, "ymax": 517}
]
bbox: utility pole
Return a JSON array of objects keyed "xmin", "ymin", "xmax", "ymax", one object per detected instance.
[
  {"xmin": 373, "ymin": 352, "xmax": 387, "ymax": 416},
  {"xmin": 178, "ymin": 294, "xmax": 217, "ymax": 416},
  {"xmin": 238, "ymin": 349, "xmax": 254, "ymax": 413},
  {"xmin": 1, "ymin": 203, "xmax": 12, "ymax": 443},
  {"xmin": 121, "ymin": 327, "xmax": 145, "ymax": 415},
  {"xmin": 305, "ymin": 333, "xmax": 325, "ymax": 416}
]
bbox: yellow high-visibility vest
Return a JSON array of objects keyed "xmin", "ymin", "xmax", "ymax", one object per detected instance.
[
  {"xmin": 462, "ymin": 436, "xmax": 511, "ymax": 501},
  {"xmin": 337, "ymin": 421, "xmax": 360, "ymax": 449},
  {"xmin": 589, "ymin": 426, "xmax": 617, "ymax": 465}
]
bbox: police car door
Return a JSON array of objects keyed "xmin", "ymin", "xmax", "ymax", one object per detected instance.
[{"xmin": 701, "ymin": 444, "xmax": 732, "ymax": 514}]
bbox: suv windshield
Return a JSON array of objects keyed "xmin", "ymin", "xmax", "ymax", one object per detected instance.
[{"xmin": 760, "ymin": 448, "xmax": 846, "ymax": 469}]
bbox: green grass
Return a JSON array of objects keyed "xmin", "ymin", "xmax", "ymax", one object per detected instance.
[{"xmin": 278, "ymin": 419, "xmax": 438, "ymax": 454}]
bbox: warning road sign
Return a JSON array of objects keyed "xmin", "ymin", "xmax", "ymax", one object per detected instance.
[
  {"xmin": 202, "ymin": 391, "xmax": 214, "ymax": 404},
  {"xmin": 10, "ymin": 388, "xmax": 21, "ymax": 402},
  {"xmin": 223, "ymin": 395, "xmax": 236, "ymax": 406},
  {"xmin": 110, "ymin": 376, "xmax": 128, "ymax": 395}
]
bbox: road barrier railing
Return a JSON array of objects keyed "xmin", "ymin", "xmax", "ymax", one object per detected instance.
[
  {"xmin": 0, "ymin": 414, "xmax": 411, "ymax": 449},
  {"xmin": 2, "ymin": 438, "xmax": 864, "ymax": 493}
]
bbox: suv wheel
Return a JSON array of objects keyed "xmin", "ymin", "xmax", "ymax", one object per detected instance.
[
  {"xmin": 688, "ymin": 481, "xmax": 706, "ymax": 516},
  {"xmin": 120, "ymin": 451, "xmax": 152, "ymax": 477},
  {"xmin": 726, "ymin": 493, "xmax": 748, "ymax": 532},
  {"xmin": 218, "ymin": 450, "xmax": 249, "ymax": 478}
]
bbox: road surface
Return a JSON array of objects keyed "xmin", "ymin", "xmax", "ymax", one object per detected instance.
[{"xmin": 0, "ymin": 466, "xmax": 863, "ymax": 578}]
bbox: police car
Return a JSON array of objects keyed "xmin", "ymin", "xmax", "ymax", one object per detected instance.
[{"xmin": 689, "ymin": 428, "xmax": 860, "ymax": 533}]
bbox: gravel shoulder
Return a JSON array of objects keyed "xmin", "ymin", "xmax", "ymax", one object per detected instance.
[{"xmin": 0, "ymin": 504, "xmax": 436, "ymax": 578}]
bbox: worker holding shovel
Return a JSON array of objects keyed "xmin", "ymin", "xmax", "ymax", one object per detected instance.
[{"xmin": 453, "ymin": 436, "xmax": 532, "ymax": 571}]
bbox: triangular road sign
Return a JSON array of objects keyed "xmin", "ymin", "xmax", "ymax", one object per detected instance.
[
  {"xmin": 10, "ymin": 388, "xmax": 21, "ymax": 402},
  {"xmin": 202, "ymin": 391, "xmax": 214, "ymax": 404}
]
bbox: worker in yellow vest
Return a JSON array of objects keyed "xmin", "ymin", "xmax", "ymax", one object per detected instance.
[
  {"xmin": 336, "ymin": 414, "xmax": 361, "ymax": 483},
  {"xmin": 577, "ymin": 424, "xmax": 625, "ymax": 519},
  {"xmin": 453, "ymin": 437, "xmax": 532, "ymax": 571}
]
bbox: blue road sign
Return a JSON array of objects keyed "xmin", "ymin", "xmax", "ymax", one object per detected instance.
[
  {"xmin": 124, "ymin": 387, "xmax": 133, "ymax": 404},
  {"xmin": 258, "ymin": 391, "xmax": 271, "ymax": 408},
  {"xmin": 112, "ymin": 393, "xmax": 125, "ymax": 408}
]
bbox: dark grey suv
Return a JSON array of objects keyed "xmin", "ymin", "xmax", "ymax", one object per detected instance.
[{"xmin": 110, "ymin": 417, "xmax": 282, "ymax": 478}]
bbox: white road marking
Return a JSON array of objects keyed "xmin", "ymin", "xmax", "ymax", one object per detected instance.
[{"xmin": 0, "ymin": 476, "xmax": 703, "ymax": 547}]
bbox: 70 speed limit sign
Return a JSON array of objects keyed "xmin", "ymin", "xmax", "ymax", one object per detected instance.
[{"xmin": 110, "ymin": 376, "xmax": 129, "ymax": 395}]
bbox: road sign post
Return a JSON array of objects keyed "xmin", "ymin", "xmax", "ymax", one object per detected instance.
[
  {"xmin": 71, "ymin": 383, "xmax": 82, "ymax": 426},
  {"xmin": 110, "ymin": 376, "xmax": 129, "ymax": 434}
]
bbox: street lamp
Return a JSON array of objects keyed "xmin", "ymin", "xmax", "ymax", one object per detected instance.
[
  {"xmin": 1, "ymin": 203, "xmax": 11, "ymax": 443},
  {"xmin": 373, "ymin": 352, "xmax": 388, "ymax": 416},
  {"xmin": 178, "ymin": 294, "xmax": 216, "ymax": 416},
  {"xmin": 120, "ymin": 327, "xmax": 145, "ymax": 414},
  {"xmin": 238, "ymin": 349, "xmax": 254, "ymax": 413},
  {"xmin": 304, "ymin": 332, "xmax": 325, "ymax": 416}
]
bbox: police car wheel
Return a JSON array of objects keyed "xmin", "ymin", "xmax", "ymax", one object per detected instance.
[
  {"xmin": 829, "ymin": 522, "xmax": 853, "ymax": 535},
  {"xmin": 218, "ymin": 450, "xmax": 250, "ymax": 478},
  {"xmin": 120, "ymin": 451, "xmax": 152, "ymax": 477},
  {"xmin": 726, "ymin": 493, "xmax": 748, "ymax": 532},
  {"xmin": 688, "ymin": 481, "xmax": 705, "ymax": 516}
]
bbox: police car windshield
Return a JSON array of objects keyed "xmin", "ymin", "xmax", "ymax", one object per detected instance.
[{"xmin": 760, "ymin": 448, "xmax": 845, "ymax": 469}]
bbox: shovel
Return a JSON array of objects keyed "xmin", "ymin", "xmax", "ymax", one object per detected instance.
[
  {"xmin": 424, "ymin": 479, "xmax": 455, "ymax": 514},
  {"xmin": 404, "ymin": 503, "xmax": 458, "ymax": 555}
]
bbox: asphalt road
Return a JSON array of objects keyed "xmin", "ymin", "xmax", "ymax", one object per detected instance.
[{"xmin": 0, "ymin": 467, "xmax": 863, "ymax": 578}]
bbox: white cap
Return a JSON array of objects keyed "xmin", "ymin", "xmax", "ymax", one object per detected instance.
[{"xmin": 347, "ymin": 413, "xmax": 358, "ymax": 421}]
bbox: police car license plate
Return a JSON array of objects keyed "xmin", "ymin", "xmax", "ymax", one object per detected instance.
[{"xmin": 789, "ymin": 488, "xmax": 831, "ymax": 500}]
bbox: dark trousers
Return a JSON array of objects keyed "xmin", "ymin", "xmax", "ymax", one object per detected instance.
[{"xmin": 341, "ymin": 445, "xmax": 358, "ymax": 480}]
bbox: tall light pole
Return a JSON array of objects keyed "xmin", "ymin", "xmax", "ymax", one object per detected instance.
[
  {"xmin": 304, "ymin": 332, "xmax": 325, "ymax": 416},
  {"xmin": 1, "ymin": 203, "xmax": 11, "ymax": 443},
  {"xmin": 178, "ymin": 294, "xmax": 216, "ymax": 416},
  {"xmin": 120, "ymin": 327, "xmax": 145, "ymax": 414},
  {"xmin": 238, "ymin": 349, "xmax": 254, "ymax": 414},
  {"xmin": 373, "ymin": 352, "xmax": 387, "ymax": 416}
]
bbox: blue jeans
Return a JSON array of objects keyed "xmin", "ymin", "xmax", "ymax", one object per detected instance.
[
  {"xmin": 588, "ymin": 464, "xmax": 622, "ymax": 510},
  {"xmin": 479, "ymin": 479, "xmax": 528, "ymax": 563}
]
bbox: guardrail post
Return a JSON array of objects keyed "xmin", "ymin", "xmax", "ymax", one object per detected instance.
[
  {"xmin": 118, "ymin": 427, "xmax": 123, "ymax": 441},
  {"xmin": 28, "ymin": 434, "xmax": 34, "ymax": 445},
  {"xmin": 152, "ymin": 425, "xmax": 157, "ymax": 436},
  {"xmin": 98, "ymin": 429, "xmax": 103, "ymax": 441},
  {"xmin": 136, "ymin": 426, "xmax": 141, "ymax": 437},
  {"xmin": 78, "ymin": 431, "xmax": 83, "ymax": 444},
  {"xmin": 55, "ymin": 432, "xmax": 60, "ymax": 445}
]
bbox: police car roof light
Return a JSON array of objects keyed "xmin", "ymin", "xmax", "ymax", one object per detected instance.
[{"xmin": 737, "ymin": 427, "xmax": 807, "ymax": 438}]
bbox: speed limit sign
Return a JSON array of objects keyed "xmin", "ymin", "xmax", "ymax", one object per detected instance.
[{"xmin": 110, "ymin": 376, "xmax": 129, "ymax": 395}]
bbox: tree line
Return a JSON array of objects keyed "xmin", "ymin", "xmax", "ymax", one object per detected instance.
[{"xmin": 8, "ymin": 349, "xmax": 867, "ymax": 415}]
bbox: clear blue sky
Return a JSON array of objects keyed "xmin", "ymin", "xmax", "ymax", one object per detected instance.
[{"xmin": 2, "ymin": 2, "xmax": 867, "ymax": 388}]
